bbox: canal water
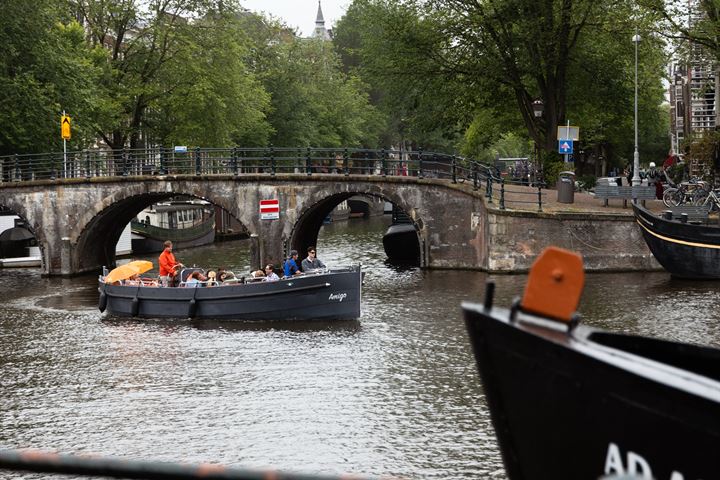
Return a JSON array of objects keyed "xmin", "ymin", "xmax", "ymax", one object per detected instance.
[{"xmin": 1, "ymin": 216, "xmax": 720, "ymax": 479}]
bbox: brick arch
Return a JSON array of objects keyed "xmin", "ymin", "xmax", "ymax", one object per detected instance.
[
  {"xmin": 72, "ymin": 186, "xmax": 252, "ymax": 273},
  {"xmin": 287, "ymin": 186, "xmax": 426, "ymax": 266}
]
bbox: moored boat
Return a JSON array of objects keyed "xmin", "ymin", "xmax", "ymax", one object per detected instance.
[
  {"xmin": 131, "ymin": 199, "xmax": 215, "ymax": 254},
  {"xmin": 99, "ymin": 266, "xmax": 362, "ymax": 321},
  {"xmin": 382, "ymin": 208, "xmax": 419, "ymax": 263},
  {"xmin": 463, "ymin": 247, "xmax": 720, "ymax": 480},
  {"xmin": 633, "ymin": 202, "xmax": 720, "ymax": 279}
]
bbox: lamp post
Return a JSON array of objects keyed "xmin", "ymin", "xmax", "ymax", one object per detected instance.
[
  {"xmin": 532, "ymin": 98, "xmax": 544, "ymax": 160},
  {"xmin": 632, "ymin": 30, "xmax": 641, "ymax": 187}
]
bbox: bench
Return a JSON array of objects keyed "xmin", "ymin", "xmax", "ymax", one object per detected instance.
[
  {"xmin": 594, "ymin": 185, "xmax": 657, "ymax": 207},
  {"xmin": 661, "ymin": 204, "xmax": 712, "ymax": 223}
]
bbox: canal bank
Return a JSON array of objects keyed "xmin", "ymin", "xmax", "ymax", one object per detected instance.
[{"xmin": 483, "ymin": 188, "xmax": 662, "ymax": 273}]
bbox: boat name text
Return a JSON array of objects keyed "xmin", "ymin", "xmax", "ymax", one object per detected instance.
[
  {"xmin": 605, "ymin": 442, "xmax": 696, "ymax": 480},
  {"xmin": 329, "ymin": 292, "xmax": 348, "ymax": 302}
]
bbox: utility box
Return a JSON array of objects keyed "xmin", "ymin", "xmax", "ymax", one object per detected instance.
[{"xmin": 557, "ymin": 171, "xmax": 575, "ymax": 203}]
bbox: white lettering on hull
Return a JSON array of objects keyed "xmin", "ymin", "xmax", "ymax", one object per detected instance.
[
  {"xmin": 329, "ymin": 292, "xmax": 347, "ymax": 302},
  {"xmin": 604, "ymin": 442, "xmax": 698, "ymax": 480}
]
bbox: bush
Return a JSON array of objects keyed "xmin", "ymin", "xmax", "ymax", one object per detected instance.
[
  {"xmin": 543, "ymin": 160, "xmax": 565, "ymax": 187},
  {"xmin": 577, "ymin": 175, "xmax": 596, "ymax": 191}
]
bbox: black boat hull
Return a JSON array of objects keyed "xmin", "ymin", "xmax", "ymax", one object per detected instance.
[
  {"xmin": 464, "ymin": 302, "xmax": 720, "ymax": 480},
  {"xmin": 382, "ymin": 223, "xmax": 419, "ymax": 262},
  {"xmin": 100, "ymin": 268, "xmax": 362, "ymax": 321},
  {"xmin": 633, "ymin": 203, "xmax": 720, "ymax": 279}
]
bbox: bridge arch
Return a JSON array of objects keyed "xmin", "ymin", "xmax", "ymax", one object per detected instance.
[
  {"xmin": 73, "ymin": 190, "xmax": 251, "ymax": 273},
  {"xmin": 287, "ymin": 190, "xmax": 425, "ymax": 265}
]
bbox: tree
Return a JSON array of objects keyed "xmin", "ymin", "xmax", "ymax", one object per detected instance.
[{"xmin": 0, "ymin": 0, "xmax": 101, "ymax": 155}]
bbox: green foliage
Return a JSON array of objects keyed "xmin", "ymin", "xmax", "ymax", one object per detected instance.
[
  {"xmin": 543, "ymin": 160, "xmax": 566, "ymax": 188},
  {"xmin": 576, "ymin": 175, "xmax": 597, "ymax": 191},
  {"xmin": 0, "ymin": 1, "xmax": 101, "ymax": 154}
]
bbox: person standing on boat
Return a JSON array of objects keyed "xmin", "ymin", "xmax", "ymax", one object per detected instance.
[
  {"xmin": 159, "ymin": 240, "xmax": 183, "ymax": 287},
  {"xmin": 283, "ymin": 250, "xmax": 303, "ymax": 277},
  {"xmin": 301, "ymin": 246, "xmax": 326, "ymax": 272}
]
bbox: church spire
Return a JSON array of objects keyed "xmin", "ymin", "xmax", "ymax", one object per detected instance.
[{"xmin": 312, "ymin": 1, "xmax": 331, "ymax": 40}]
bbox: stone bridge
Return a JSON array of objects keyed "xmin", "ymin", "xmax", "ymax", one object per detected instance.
[{"xmin": 0, "ymin": 174, "xmax": 490, "ymax": 276}]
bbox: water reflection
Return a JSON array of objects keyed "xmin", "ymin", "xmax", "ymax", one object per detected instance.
[{"xmin": 1, "ymin": 215, "xmax": 720, "ymax": 480}]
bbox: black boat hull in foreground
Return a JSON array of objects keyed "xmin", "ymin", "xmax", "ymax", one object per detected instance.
[
  {"xmin": 464, "ymin": 247, "xmax": 720, "ymax": 480},
  {"xmin": 99, "ymin": 267, "xmax": 361, "ymax": 321},
  {"xmin": 633, "ymin": 202, "xmax": 720, "ymax": 279},
  {"xmin": 382, "ymin": 223, "xmax": 419, "ymax": 262}
]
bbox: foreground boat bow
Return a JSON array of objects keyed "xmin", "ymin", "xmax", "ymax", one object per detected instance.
[{"xmin": 464, "ymin": 247, "xmax": 720, "ymax": 480}]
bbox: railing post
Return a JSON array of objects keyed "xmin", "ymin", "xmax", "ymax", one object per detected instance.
[
  {"xmin": 13, "ymin": 154, "xmax": 19, "ymax": 181},
  {"xmin": 500, "ymin": 179, "xmax": 506, "ymax": 210},
  {"xmin": 159, "ymin": 147, "xmax": 167, "ymax": 175},
  {"xmin": 418, "ymin": 148, "xmax": 424, "ymax": 178},
  {"xmin": 84, "ymin": 149, "xmax": 90, "ymax": 178},
  {"xmin": 122, "ymin": 147, "xmax": 128, "ymax": 176},
  {"xmin": 472, "ymin": 163, "xmax": 478, "ymax": 191},
  {"xmin": 50, "ymin": 152, "xmax": 58, "ymax": 180},
  {"xmin": 451, "ymin": 156, "xmax": 457, "ymax": 183},
  {"xmin": 486, "ymin": 176, "xmax": 493, "ymax": 203},
  {"xmin": 381, "ymin": 148, "xmax": 387, "ymax": 177},
  {"xmin": 231, "ymin": 147, "xmax": 238, "ymax": 176},
  {"xmin": 306, "ymin": 147, "xmax": 312, "ymax": 175},
  {"xmin": 270, "ymin": 145, "xmax": 276, "ymax": 176},
  {"xmin": 343, "ymin": 148, "xmax": 349, "ymax": 176},
  {"xmin": 537, "ymin": 184, "xmax": 543, "ymax": 212},
  {"xmin": 194, "ymin": 147, "xmax": 201, "ymax": 175}
]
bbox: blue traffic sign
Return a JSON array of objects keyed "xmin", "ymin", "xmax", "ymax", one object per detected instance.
[{"xmin": 558, "ymin": 139, "xmax": 573, "ymax": 154}]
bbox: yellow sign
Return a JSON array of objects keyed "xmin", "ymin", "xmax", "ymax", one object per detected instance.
[
  {"xmin": 556, "ymin": 125, "xmax": 579, "ymax": 141},
  {"xmin": 61, "ymin": 115, "xmax": 71, "ymax": 140}
]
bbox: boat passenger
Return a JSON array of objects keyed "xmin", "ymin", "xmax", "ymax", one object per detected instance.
[
  {"xmin": 185, "ymin": 271, "xmax": 202, "ymax": 287},
  {"xmin": 206, "ymin": 270, "xmax": 218, "ymax": 287},
  {"xmin": 283, "ymin": 250, "xmax": 303, "ymax": 277},
  {"xmin": 263, "ymin": 264, "xmax": 279, "ymax": 282},
  {"xmin": 158, "ymin": 240, "xmax": 184, "ymax": 287},
  {"xmin": 124, "ymin": 273, "xmax": 141, "ymax": 286},
  {"xmin": 301, "ymin": 246, "xmax": 326, "ymax": 272}
]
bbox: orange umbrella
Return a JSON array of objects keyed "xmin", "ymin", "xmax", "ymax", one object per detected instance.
[{"xmin": 104, "ymin": 260, "xmax": 154, "ymax": 284}]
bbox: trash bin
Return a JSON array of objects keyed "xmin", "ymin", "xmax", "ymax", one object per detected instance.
[{"xmin": 557, "ymin": 171, "xmax": 575, "ymax": 203}]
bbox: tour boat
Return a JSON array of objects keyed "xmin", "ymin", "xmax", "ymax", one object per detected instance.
[
  {"xmin": 463, "ymin": 247, "xmax": 720, "ymax": 480},
  {"xmin": 633, "ymin": 202, "xmax": 720, "ymax": 279},
  {"xmin": 99, "ymin": 266, "xmax": 362, "ymax": 321}
]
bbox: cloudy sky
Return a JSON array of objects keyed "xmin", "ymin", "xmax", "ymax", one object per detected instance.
[{"xmin": 241, "ymin": 0, "xmax": 349, "ymax": 37}]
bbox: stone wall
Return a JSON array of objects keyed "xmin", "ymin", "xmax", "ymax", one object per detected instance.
[{"xmin": 487, "ymin": 208, "xmax": 660, "ymax": 272}]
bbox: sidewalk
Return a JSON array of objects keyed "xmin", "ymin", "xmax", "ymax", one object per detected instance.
[{"xmin": 498, "ymin": 185, "xmax": 666, "ymax": 215}]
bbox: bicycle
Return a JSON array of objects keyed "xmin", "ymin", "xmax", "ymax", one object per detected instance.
[
  {"xmin": 662, "ymin": 179, "xmax": 708, "ymax": 207},
  {"xmin": 693, "ymin": 187, "xmax": 720, "ymax": 211}
]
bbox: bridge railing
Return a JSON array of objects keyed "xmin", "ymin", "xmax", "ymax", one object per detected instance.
[{"xmin": 0, "ymin": 147, "xmax": 544, "ymax": 210}]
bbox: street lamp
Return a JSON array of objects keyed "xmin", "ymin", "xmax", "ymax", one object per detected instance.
[
  {"xmin": 532, "ymin": 99, "xmax": 544, "ymax": 185},
  {"xmin": 632, "ymin": 30, "xmax": 641, "ymax": 187}
]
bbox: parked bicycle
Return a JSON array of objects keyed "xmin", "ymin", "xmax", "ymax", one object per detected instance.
[
  {"xmin": 662, "ymin": 178, "xmax": 709, "ymax": 207},
  {"xmin": 693, "ymin": 187, "xmax": 720, "ymax": 211}
]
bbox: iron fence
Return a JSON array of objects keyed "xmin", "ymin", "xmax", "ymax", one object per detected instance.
[{"xmin": 0, "ymin": 147, "xmax": 544, "ymax": 210}]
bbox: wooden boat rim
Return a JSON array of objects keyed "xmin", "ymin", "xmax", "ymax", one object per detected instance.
[{"xmin": 463, "ymin": 301, "xmax": 720, "ymax": 403}]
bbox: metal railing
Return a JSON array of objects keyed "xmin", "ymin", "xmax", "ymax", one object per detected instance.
[{"xmin": 0, "ymin": 147, "xmax": 545, "ymax": 210}]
